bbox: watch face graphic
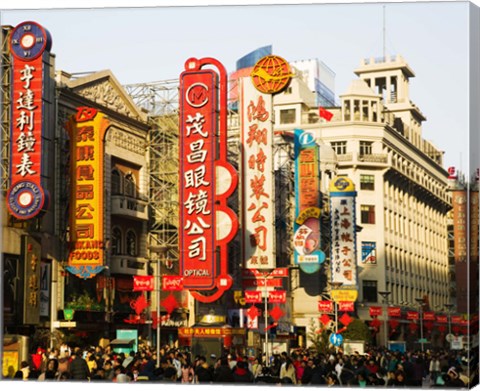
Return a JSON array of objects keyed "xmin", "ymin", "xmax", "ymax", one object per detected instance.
[{"xmin": 10, "ymin": 21, "xmax": 51, "ymax": 60}]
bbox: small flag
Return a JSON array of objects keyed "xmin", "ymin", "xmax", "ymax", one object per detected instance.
[{"xmin": 319, "ymin": 107, "xmax": 333, "ymax": 121}]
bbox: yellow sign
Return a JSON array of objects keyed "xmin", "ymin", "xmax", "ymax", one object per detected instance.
[
  {"xmin": 250, "ymin": 55, "xmax": 293, "ymax": 94},
  {"xmin": 331, "ymin": 289, "xmax": 358, "ymax": 303},
  {"xmin": 296, "ymin": 207, "xmax": 321, "ymax": 225},
  {"xmin": 2, "ymin": 351, "xmax": 18, "ymax": 378},
  {"xmin": 329, "ymin": 176, "xmax": 356, "ymax": 193},
  {"xmin": 67, "ymin": 107, "xmax": 109, "ymax": 278}
]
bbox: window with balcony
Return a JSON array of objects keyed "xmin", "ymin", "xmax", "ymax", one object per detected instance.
[
  {"xmin": 360, "ymin": 141, "xmax": 373, "ymax": 155},
  {"xmin": 112, "ymin": 169, "xmax": 122, "ymax": 195},
  {"xmin": 124, "ymin": 173, "xmax": 136, "ymax": 198},
  {"xmin": 330, "ymin": 141, "xmax": 347, "ymax": 155},
  {"xmin": 112, "ymin": 227, "xmax": 122, "ymax": 255},
  {"xmin": 360, "ymin": 174, "xmax": 375, "ymax": 190},
  {"xmin": 361, "ymin": 204, "xmax": 376, "ymax": 224},
  {"xmin": 362, "ymin": 280, "xmax": 378, "ymax": 302},
  {"xmin": 280, "ymin": 109, "xmax": 296, "ymax": 124},
  {"xmin": 126, "ymin": 230, "xmax": 137, "ymax": 257}
]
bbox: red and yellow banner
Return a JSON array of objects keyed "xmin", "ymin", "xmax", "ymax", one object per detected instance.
[{"xmin": 66, "ymin": 107, "xmax": 108, "ymax": 279}]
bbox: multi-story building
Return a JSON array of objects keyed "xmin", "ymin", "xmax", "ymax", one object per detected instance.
[{"xmin": 273, "ymin": 55, "xmax": 452, "ymax": 348}]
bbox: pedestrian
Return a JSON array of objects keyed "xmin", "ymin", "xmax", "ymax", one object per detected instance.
[
  {"xmin": 213, "ymin": 357, "xmax": 234, "ymax": 383},
  {"xmin": 69, "ymin": 347, "xmax": 91, "ymax": 381},
  {"xmin": 279, "ymin": 356, "xmax": 297, "ymax": 384},
  {"xmin": 181, "ymin": 362, "xmax": 195, "ymax": 383},
  {"xmin": 251, "ymin": 357, "xmax": 263, "ymax": 379},
  {"xmin": 429, "ymin": 354, "xmax": 441, "ymax": 384},
  {"xmin": 232, "ymin": 360, "xmax": 254, "ymax": 383}
]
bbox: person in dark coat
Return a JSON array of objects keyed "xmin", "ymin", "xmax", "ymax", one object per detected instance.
[
  {"xmin": 213, "ymin": 357, "xmax": 234, "ymax": 383},
  {"xmin": 69, "ymin": 348, "xmax": 90, "ymax": 380},
  {"xmin": 232, "ymin": 360, "xmax": 254, "ymax": 383}
]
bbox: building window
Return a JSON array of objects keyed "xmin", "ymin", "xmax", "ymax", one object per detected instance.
[
  {"xmin": 124, "ymin": 173, "xmax": 136, "ymax": 198},
  {"xmin": 360, "ymin": 174, "xmax": 375, "ymax": 190},
  {"xmin": 330, "ymin": 141, "xmax": 347, "ymax": 155},
  {"xmin": 112, "ymin": 227, "xmax": 122, "ymax": 255},
  {"xmin": 360, "ymin": 141, "xmax": 373, "ymax": 155},
  {"xmin": 280, "ymin": 109, "xmax": 296, "ymax": 124},
  {"xmin": 363, "ymin": 280, "xmax": 378, "ymax": 303},
  {"xmin": 126, "ymin": 230, "xmax": 137, "ymax": 257},
  {"xmin": 361, "ymin": 205, "xmax": 376, "ymax": 224},
  {"xmin": 112, "ymin": 169, "xmax": 122, "ymax": 195}
]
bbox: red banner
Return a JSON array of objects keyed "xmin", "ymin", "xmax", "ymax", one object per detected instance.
[
  {"xmin": 268, "ymin": 290, "xmax": 286, "ymax": 303},
  {"xmin": 318, "ymin": 300, "xmax": 333, "ymax": 313},
  {"xmin": 406, "ymin": 311, "xmax": 419, "ymax": 320},
  {"xmin": 388, "ymin": 307, "xmax": 401, "ymax": 317},
  {"xmin": 436, "ymin": 315, "xmax": 448, "ymax": 323},
  {"xmin": 242, "ymin": 268, "xmax": 289, "ymax": 278},
  {"xmin": 162, "ymin": 276, "xmax": 183, "ymax": 291},
  {"xmin": 369, "ymin": 306, "xmax": 382, "ymax": 317},
  {"xmin": 423, "ymin": 311, "xmax": 435, "ymax": 321},
  {"xmin": 244, "ymin": 290, "xmax": 262, "ymax": 303},
  {"xmin": 242, "ymin": 278, "xmax": 283, "ymax": 288},
  {"xmin": 451, "ymin": 315, "xmax": 462, "ymax": 324},
  {"xmin": 338, "ymin": 301, "xmax": 354, "ymax": 312},
  {"xmin": 133, "ymin": 276, "xmax": 154, "ymax": 291}
]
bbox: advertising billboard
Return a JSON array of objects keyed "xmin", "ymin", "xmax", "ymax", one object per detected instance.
[
  {"xmin": 66, "ymin": 107, "xmax": 109, "ymax": 279},
  {"xmin": 7, "ymin": 21, "xmax": 52, "ymax": 220}
]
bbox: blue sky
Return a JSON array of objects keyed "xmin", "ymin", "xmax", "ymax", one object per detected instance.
[{"xmin": 0, "ymin": 0, "xmax": 475, "ymax": 172}]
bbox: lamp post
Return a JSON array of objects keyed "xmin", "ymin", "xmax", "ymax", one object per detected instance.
[
  {"xmin": 263, "ymin": 269, "xmax": 275, "ymax": 367},
  {"xmin": 444, "ymin": 303, "xmax": 454, "ymax": 347},
  {"xmin": 328, "ymin": 281, "xmax": 343, "ymax": 339},
  {"xmin": 415, "ymin": 298, "xmax": 425, "ymax": 352},
  {"xmin": 378, "ymin": 291, "xmax": 391, "ymax": 349}
]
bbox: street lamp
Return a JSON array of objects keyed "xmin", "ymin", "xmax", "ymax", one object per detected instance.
[
  {"xmin": 444, "ymin": 303, "xmax": 454, "ymax": 345},
  {"xmin": 262, "ymin": 269, "xmax": 275, "ymax": 367},
  {"xmin": 378, "ymin": 291, "xmax": 391, "ymax": 349},
  {"xmin": 328, "ymin": 281, "xmax": 343, "ymax": 338},
  {"xmin": 415, "ymin": 297, "xmax": 426, "ymax": 352}
]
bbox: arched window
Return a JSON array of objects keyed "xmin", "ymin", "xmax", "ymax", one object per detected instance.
[
  {"xmin": 111, "ymin": 227, "xmax": 122, "ymax": 255},
  {"xmin": 124, "ymin": 172, "xmax": 136, "ymax": 198},
  {"xmin": 112, "ymin": 169, "xmax": 122, "ymax": 195},
  {"xmin": 126, "ymin": 230, "xmax": 137, "ymax": 257}
]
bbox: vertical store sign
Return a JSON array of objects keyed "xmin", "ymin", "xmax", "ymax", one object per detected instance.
[
  {"xmin": 452, "ymin": 190, "xmax": 467, "ymax": 261},
  {"xmin": 329, "ymin": 176, "xmax": 358, "ymax": 286},
  {"xmin": 179, "ymin": 57, "xmax": 238, "ymax": 298},
  {"xmin": 241, "ymin": 78, "xmax": 275, "ymax": 269},
  {"xmin": 293, "ymin": 129, "xmax": 325, "ymax": 273},
  {"xmin": 7, "ymin": 21, "xmax": 52, "ymax": 219},
  {"xmin": 179, "ymin": 67, "xmax": 217, "ymax": 289},
  {"xmin": 22, "ymin": 235, "xmax": 41, "ymax": 324},
  {"xmin": 66, "ymin": 107, "xmax": 109, "ymax": 279},
  {"xmin": 241, "ymin": 55, "xmax": 293, "ymax": 270}
]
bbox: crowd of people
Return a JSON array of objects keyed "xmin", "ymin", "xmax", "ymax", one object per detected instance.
[{"xmin": 5, "ymin": 342, "xmax": 477, "ymax": 387}]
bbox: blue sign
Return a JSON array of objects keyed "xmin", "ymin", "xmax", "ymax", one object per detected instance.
[{"xmin": 329, "ymin": 333, "xmax": 343, "ymax": 346}]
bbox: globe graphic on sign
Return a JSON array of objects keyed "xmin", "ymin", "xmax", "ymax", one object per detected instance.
[{"xmin": 251, "ymin": 55, "xmax": 293, "ymax": 94}]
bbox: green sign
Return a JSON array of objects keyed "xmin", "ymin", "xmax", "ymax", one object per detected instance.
[{"xmin": 63, "ymin": 309, "xmax": 75, "ymax": 321}]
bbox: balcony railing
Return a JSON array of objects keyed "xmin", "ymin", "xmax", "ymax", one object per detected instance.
[
  {"xmin": 336, "ymin": 152, "xmax": 388, "ymax": 165},
  {"xmin": 110, "ymin": 255, "xmax": 147, "ymax": 275},
  {"xmin": 111, "ymin": 195, "xmax": 148, "ymax": 221}
]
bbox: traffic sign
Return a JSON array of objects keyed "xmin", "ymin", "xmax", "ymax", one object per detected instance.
[
  {"xmin": 446, "ymin": 333, "xmax": 454, "ymax": 343},
  {"xmin": 418, "ymin": 338, "xmax": 428, "ymax": 344},
  {"xmin": 329, "ymin": 333, "xmax": 344, "ymax": 347}
]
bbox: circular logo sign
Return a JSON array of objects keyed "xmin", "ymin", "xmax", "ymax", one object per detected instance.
[
  {"xmin": 10, "ymin": 21, "xmax": 51, "ymax": 61},
  {"xmin": 7, "ymin": 181, "xmax": 46, "ymax": 219},
  {"xmin": 251, "ymin": 55, "xmax": 293, "ymax": 94}
]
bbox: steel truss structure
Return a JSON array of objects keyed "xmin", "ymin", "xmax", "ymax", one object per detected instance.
[{"xmin": 1, "ymin": 26, "xmax": 12, "ymax": 193}]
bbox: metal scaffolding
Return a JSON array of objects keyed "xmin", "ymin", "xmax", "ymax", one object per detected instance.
[{"xmin": 1, "ymin": 26, "xmax": 12, "ymax": 193}]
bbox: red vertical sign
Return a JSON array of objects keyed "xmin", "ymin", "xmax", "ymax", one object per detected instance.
[
  {"xmin": 7, "ymin": 21, "xmax": 52, "ymax": 219},
  {"xmin": 179, "ymin": 70, "xmax": 217, "ymax": 290}
]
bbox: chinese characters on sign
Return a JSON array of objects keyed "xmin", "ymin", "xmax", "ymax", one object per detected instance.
[
  {"xmin": 329, "ymin": 177, "xmax": 357, "ymax": 286},
  {"xmin": 22, "ymin": 236, "xmax": 41, "ymax": 324},
  {"xmin": 293, "ymin": 129, "xmax": 325, "ymax": 273},
  {"xmin": 66, "ymin": 107, "xmax": 109, "ymax": 279},
  {"xmin": 179, "ymin": 69, "xmax": 216, "ymax": 290},
  {"xmin": 7, "ymin": 21, "xmax": 52, "ymax": 220},
  {"xmin": 241, "ymin": 79, "xmax": 275, "ymax": 269},
  {"xmin": 452, "ymin": 191, "xmax": 467, "ymax": 261}
]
